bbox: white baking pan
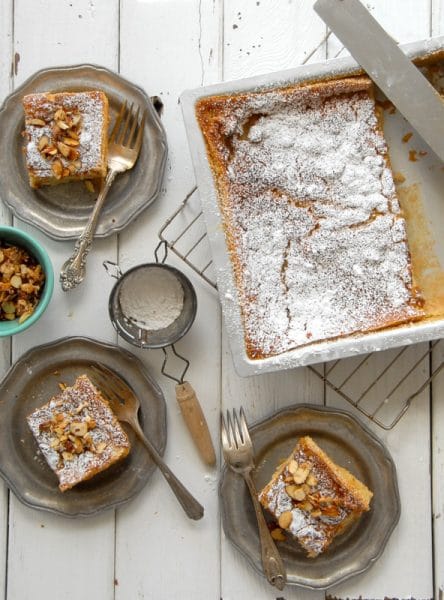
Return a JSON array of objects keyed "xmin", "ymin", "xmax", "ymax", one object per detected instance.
[{"xmin": 181, "ymin": 37, "xmax": 444, "ymax": 376}]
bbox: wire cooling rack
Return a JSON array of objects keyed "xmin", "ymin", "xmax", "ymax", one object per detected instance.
[{"xmin": 159, "ymin": 187, "xmax": 444, "ymax": 430}]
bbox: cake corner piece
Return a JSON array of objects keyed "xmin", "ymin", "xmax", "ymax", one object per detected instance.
[
  {"xmin": 27, "ymin": 373, "xmax": 130, "ymax": 492},
  {"xmin": 258, "ymin": 435, "xmax": 373, "ymax": 557},
  {"xmin": 22, "ymin": 90, "xmax": 109, "ymax": 189}
]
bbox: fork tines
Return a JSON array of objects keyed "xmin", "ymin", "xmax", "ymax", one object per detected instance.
[
  {"xmin": 221, "ymin": 407, "xmax": 250, "ymax": 450},
  {"xmin": 109, "ymin": 101, "xmax": 146, "ymax": 149}
]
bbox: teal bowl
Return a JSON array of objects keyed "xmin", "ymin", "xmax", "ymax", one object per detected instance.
[{"xmin": 0, "ymin": 226, "xmax": 54, "ymax": 336}]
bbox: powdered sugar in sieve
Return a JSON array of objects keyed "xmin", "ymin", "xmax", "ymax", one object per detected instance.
[{"xmin": 118, "ymin": 266, "xmax": 184, "ymax": 331}]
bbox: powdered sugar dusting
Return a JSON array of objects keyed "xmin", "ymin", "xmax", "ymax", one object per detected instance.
[{"xmin": 197, "ymin": 78, "xmax": 423, "ymax": 359}]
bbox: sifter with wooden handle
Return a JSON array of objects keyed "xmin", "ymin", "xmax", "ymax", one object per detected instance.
[{"xmin": 104, "ymin": 241, "xmax": 216, "ymax": 467}]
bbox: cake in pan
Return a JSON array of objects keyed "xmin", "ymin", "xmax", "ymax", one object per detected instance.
[
  {"xmin": 196, "ymin": 77, "xmax": 425, "ymax": 359},
  {"xmin": 259, "ymin": 436, "xmax": 373, "ymax": 557},
  {"xmin": 27, "ymin": 374, "xmax": 130, "ymax": 491},
  {"xmin": 22, "ymin": 90, "xmax": 109, "ymax": 188}
]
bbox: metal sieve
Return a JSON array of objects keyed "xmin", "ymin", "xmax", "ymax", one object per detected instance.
[
  {"xmin": 104, "ymin": 241, "xmax": 215, "ymax": 466},
  {"xmin": 106, "ymin": 263, "xmax": 197, "ymax": 350}
]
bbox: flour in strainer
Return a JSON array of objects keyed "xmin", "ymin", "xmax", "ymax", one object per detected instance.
[{"xmin": 118, "ymin": 267, "xmax": 184, "ymax": 331}]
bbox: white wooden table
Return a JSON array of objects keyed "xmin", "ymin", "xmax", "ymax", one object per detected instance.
[{"xmin": 0, "ymin": 1, "xmax": 443, "ymax": 598}]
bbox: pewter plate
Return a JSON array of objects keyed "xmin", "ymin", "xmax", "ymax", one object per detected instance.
[
  {"xmin": 0, "ymin": 64, "xmax": 167, "ymax": 240},
  {"xmin": 220, "ymin": 404, "xmax": 400, "ymax": 589},
  {"xmin": 0, "ymin": 336, "xmax": 167, "ymax": 517}
]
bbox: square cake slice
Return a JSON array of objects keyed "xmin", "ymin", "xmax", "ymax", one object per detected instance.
[
  {"xmin": 22, "ymin": 90, "xmax": 109, "ymax": 188},
  {"xmin": 259, "ymin": 436, "xmax": 372, "ymax": 557},
  {"xmin": 27, "ymin": 374, "xmax": 130, "ymax": 492},
  {"xmin": 196, "ymin": 77, "xmax": 425, "ymax": 359}
]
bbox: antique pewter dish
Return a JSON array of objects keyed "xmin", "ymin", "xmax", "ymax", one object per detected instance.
[
  {"xmin": 220, "ymin": 404, "xmax": 400, "ymax": 589},
  {"xmin": 181, "ymin": 36, "xmax": 444, "ymax": 376},
  {"xmin": 0, "ymin": 64, "xmax": 167, "ymax": 240},
  {"xmin": 0, "ymin": 336, "xmax": 167, "ymax": 517}
]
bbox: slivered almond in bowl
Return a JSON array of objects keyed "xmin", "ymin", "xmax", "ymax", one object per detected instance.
[
  {"xmin": 259, "ymin": 436, "xmax": 373, "ymax": 558},
  {"xmin": 0, "ymin": 242, "xmax": 45, "ymax": 324},
  {"xmin": 22, "ymin": 90, "xmax": 109, "ymax": 189},
  {"xmin": 27, "ymin": 374, "xmax": 130, "ymax": 492}
]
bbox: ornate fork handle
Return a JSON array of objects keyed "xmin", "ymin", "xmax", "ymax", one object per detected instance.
[
  {"xmin": 243, "ymin": 471, "xmax": 286, "ymax": 590},
  {"xmin": 60, "ymin": 169, "xmax": 117, "ymax": 291}
]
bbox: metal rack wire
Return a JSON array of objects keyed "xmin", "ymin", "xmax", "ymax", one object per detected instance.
[{"xmin": 159, "ymin": 187, "xmax": 444, "ymax": 430}]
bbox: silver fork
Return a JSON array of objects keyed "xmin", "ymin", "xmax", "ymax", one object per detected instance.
[
  {"xmin": 60, "ymin": 101, "xmax": 145, "ymax": 291},
  {"xmin": 221, "ymin": 408, "xmax": 286, "ymax": 590}
]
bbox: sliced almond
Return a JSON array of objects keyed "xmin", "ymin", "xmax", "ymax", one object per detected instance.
[
  {"xmin": 62, "ymin": 451, "xmax": 74, "ymax": 461},
  {"xmin": 68, "ymin": 148, "xmax": 80, "ymax": 161},
  {"xmin": 288, "ymin": 459, "xmax": 299, "ymax": 475},
  {"xmin": 299, "ymin": 501, "xmax": 313, "ymax": 512},
  {"xmin": 278, "ymin": 510, "xmax": 292, "ymax": 530},
  {"xmin": 56, "ymin": 120, "xmax": 69, "ymax": 130},
  {"xmin": 72, "ymin": 437, "xmax": 84, "ymax": 453},
  {"xmin": 66, "ymin": 130, "xmax": 79, "ymax": 140},
  {"xmin": 290, "ymin": 487, "xmax": 306, "ymax": 502},
  {"xmin": 1, "ymin": 301, "xmax": 15, "ymax": 314},
  {"xmin": 54, "ymin": 108, "xmax": 67, "ymax": 121},
  {"xmin": 10, "ymin": 275, "xmax": 22, "ymax": 289},
  {"xmin": 43, "ymin": 146, "xmax": 58, "ymax": 156},
  {"xmin": 67, "ymin": 163, "xmax": 77, "ymax": 175},
  {"xmin": 73, "ymin": 159, "xmax": 82, "ymax": 169},
  {"xmin": 38, "ymin": 135, "xmax": 50, "ymax": 151},
  {"xmin": 96, "ymin": 442, "xmax": 107, "ymax": 454},
  {"xmin": 52, "ymin": 159, "xmax": 63, "ymax": 179},
  {"xmin": 57, "ymin": 141, "xmax": 71, "ymax": 158},
  {"xmin": 84, "ymin": 180, "xmax": 95, "ymax": 193},
  {"xmin": 271, "ymin": 528, "xmax": 286, "ymax": 542},
  {"xmin": 18, "ymin": 310, "xmax": 33, "ymax": 324},
  {"xmin": 307, "ymin": 473, "xmax": 318, "ymax": 487},
  {"xmin": 71, "ymin": 114, "xmax": 81, "ymax": 126},
  {"xmin": 70, "ymin": 422, "xmax": 88, "ymax": 437},
  {"xmin": 293, "ymin": 467, "xmax": 310, "ymax": 485},
  {"xmin": 26, "ymin": 118, "xmax": 46, "ymax": 126},
  {"xmin": 63, "ymin": 137, "xmax": 80, "ymax": 147},
  {"xmin": 311, "ymin": 509, "xmax": 322, "ymax": 518}
]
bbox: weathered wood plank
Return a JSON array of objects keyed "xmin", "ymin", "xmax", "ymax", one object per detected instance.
[
  {"xmin": 327, "ymin": 2, "xmax": 434, "ymax": 598},
  {"xmin": 0, "ymin": 2, "xmax": 13, "ymax": 596},
  {"xmin": 431, "ymin": 6, "xmax": 444, "ymax": 599},
  {"xmin": 221, "ymin": 1, "xmax": 326, "ymax": 598},
  {"xmin": 6, "ymin": 2, "xmax": 119, "ymax": 599},
  {"xmin": 115, "ymin": 1, "xmax": 222, "ymax": 598}
]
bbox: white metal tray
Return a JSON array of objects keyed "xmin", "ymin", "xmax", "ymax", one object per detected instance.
[{"xmin": 181, "ymin": 36, "xmax": 444, "ymax": 377}]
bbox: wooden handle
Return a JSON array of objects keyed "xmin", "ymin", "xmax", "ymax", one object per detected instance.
[{"xmin": 175, "ymin": 381, "xmax": 216, "ymax": 467}]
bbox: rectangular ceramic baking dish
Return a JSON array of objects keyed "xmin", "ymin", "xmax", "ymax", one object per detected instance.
[{"xmin": 181, "ymin": 36, "xmax": 444, "ymax": 377}]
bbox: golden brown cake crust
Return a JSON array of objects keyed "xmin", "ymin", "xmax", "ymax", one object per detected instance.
[
  {"xmin": 196, "ymin": 77, "xmax": 424, "ymax": 359},
  {"xmin": 23, "ymin": 91, "xmax": 109, "ymax": 188},
  {"xmin": 27, "ymin": 374, "xmax": 130, "ymax": 492},
  {"xmin": 259, "ymin": 435, "xmax": 373, "ymax": 557}
]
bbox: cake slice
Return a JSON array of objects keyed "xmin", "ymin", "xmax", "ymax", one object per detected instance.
[
  {"xmin": 196, "ymin": 77, "xmax": 424, "ymax": 359},
  {"xmin": 259, "ymin": 436, "xmax": 372, "ymax": 557},
  {"xmin": 22, "ymin": 90, "xmax": 109, "ymax": 188},
  {"xmin": 27, "ymin": 374, "xmax": 130, "ymax": 492}
]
